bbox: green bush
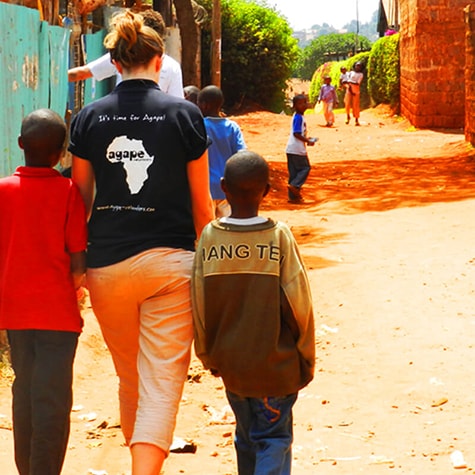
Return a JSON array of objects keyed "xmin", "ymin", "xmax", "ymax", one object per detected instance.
[
  {"xmin": 295, "ymin": 33, "xmax": 372, "ymax": 80},
  {"xmin": 309, "ymin": 52, "xmax": 371, "ymax": 109},
  {"xmin": 367, "ymin": 33, "xmax": 400, "ymax": 109},
  {"xmin": 198, "ymin": 0, "xmax": 299, "ymax": 112}
]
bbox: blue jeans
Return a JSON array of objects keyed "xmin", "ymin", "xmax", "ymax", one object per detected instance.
[
  {"xmin": 226, "ymin": 390, "xmax": 298, "ymax": 475},
  {"xmin": 286, "ymin": 153, "xmax": 310, "ymax": 198},
  {"xmin": 7, "ymin": 329, "xmax": 78, "ymax": 475}
]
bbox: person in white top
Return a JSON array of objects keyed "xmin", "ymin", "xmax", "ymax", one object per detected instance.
[
  {"xmin": 344, "ymin": 62, "xmax": 364, "ymax": 126},
  {"xmin": 68, "ymin": 9, "xmax": 184, "ymax": 98}
]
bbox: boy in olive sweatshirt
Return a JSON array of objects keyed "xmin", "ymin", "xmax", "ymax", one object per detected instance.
[{"xmin": 192, "ymin": 150, "xmax": 315, "ymax": 475}]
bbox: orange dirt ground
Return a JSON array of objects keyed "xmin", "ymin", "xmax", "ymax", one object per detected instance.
[{"xmin": 2, "ymin": 105, "xmax": 475, "ymax": 475}]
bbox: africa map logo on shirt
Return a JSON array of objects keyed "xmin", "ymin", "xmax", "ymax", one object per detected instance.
[{"xmin": 106, "ymin": 136, "xmax": 154, "ymax": 194}]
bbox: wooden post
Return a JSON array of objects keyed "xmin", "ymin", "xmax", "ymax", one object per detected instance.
[{"xmin": 211, "ymin": 0, "xmax": 221, "ymax": 87}]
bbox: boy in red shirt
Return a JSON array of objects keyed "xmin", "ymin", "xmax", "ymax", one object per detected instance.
[{"xmin": 0, "ymin": 109, "xmax": 87, "ymax": 475}]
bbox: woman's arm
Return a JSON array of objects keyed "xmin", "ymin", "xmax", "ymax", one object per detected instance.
[
  {"xmin": 72, "ymin": 155, "xmax": 95, "ymax": 219},
  {"xmin": 187, "ymin": 151, "xmax": 214, "ymax": 240}
]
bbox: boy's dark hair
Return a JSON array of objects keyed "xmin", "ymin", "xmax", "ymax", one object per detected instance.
[
  {"xmin": 224, "ymin": 151, "xmax": 269, "ymax": 196},
  {"xmin": 184, "ymin": 85, "xmax": 200, "ymax": 104},
  {"xmin": 20, "ymin": 109, "xmax": 66, "ymax": 165},
  {"xmin": 292, "ymin": 94, "xmax": 307, "ymax": 106},
  {"xmin": 140, "ymin": 9, "xmax": 166, "ymax": 38},
  {"xmin": 198, "ymin": 85, "xmax": 224, "ymax": 109}
]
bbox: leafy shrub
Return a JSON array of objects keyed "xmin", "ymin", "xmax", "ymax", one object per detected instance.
[
  {"xmin": 198, "ymin": 0, "xmax": 299, "ymax": 112},
  {"xmin": 295, "ymin": 33, "xmax": 372, "ymax": 80},
  {"xmin": 367, "ymin": 33, "xmax": 400, "ymax": 109}
]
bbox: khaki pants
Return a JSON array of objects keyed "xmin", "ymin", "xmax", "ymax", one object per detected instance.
[
  {"xmin": 322, "ymin": 101, "xmax": 335, "ymax": 125},
  {"xmin": 87, "ymin": 248, "xmax": 194, "ymax": 452}
]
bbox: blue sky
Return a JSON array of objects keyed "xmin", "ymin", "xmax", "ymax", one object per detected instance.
[{"xmin": 268, "ymin": 0, "xmax": 380, "ymax": 30}]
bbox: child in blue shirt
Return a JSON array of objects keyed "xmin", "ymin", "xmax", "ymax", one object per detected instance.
[
  {"xmin": 198, "ymin": 85, "xmax": 246, "ymax": 217},
  {"xmin": 285, "ymin": 94, "xmax": 317, "ymax": 203}
]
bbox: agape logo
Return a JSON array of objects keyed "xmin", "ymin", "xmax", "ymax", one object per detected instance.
[
  {"xmin": 107, "ymin": 149, "xmax": 146, "ymax": 161},
  {"xmin": 106, "ymin": 136, "xmax": 154, "ymax": 194}
]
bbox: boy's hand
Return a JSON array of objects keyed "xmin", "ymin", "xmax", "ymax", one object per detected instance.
[{"xmin": 308, "ymin": 137, "xmax": 317, "ymax": 146}]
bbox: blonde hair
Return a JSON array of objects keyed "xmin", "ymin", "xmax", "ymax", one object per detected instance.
[{"xmin": 104, "ymin": 10, "xmax": 164, "ymax": 70}]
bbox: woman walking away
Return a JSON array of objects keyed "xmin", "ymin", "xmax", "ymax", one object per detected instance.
[{"xmin": 69, "ymin": 10, "xmax": 213, "ymax": 475}]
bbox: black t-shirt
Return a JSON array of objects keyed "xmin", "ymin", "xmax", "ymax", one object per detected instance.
[{"xmin": 69, "ymin": 79, "xmax": 208, "ymax": 267}]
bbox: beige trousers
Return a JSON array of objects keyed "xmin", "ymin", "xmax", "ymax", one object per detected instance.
[{"xmin": 87, "ymin": 248, "xmax": 194, "ymax": 453}]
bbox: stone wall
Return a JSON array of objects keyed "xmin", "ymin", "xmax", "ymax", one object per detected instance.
[{"xmin": 400, "ymin": 0, "xmax": 466, "ymax": 128}]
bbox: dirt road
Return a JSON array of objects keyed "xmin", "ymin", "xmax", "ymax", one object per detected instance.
[{"xmin": 1, "ymin": 106, "xmax": 475, "ymax": 474}]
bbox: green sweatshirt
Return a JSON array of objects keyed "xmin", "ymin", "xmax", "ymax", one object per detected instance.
[{"xmin": 192, "ymin": 218, "xmax": 315, "ymax": 398}]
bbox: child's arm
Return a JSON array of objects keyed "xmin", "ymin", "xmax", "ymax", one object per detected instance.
[
  {"xmin": 65, "ymin": 181, "xmax": 88, "ymax": 291},
  {"xmin": 280, "ymin": 225, "xmax": 315, "ymax": 373},
  {"xmin": 70, "ymin": 251, "xmax": 86, "ymax": 290},
  {"xmin": 293, "ymin": 132, "xmax": 316, "ymax": 146},
  {"xmin": 232, "ymin": 123, "xmax": 246, "ymax": 153},
  {"xmin": 292, "ymin": 114, "xmax": 314, "ymax": 145},
  {"xmin": 191, "ymin": 235, "xmax": 215, "ymax": 371}
]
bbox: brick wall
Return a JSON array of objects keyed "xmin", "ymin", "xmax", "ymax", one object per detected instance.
[
  {"xmin": 400, "ymin": 0, "xmax": 466, "ymax": 128},
  {"xmin": 465, "ymin": 5, "xmax": 475, "ymax": 144}
]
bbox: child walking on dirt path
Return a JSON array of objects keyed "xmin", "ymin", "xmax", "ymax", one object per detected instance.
[
  {"xmin": 198, "ymin": 85, "xmax": 247, "ymax": 217},
  {"xmin": 317, "ymin": 75, "xmax": 339, "ymax": 127},
  {"xmin": 192, "ymin": 150, "xmax": 315, "ymax": 475},
  {"xmin": 285, "ymin": 94, "xmax": 317, "ymax": 203},
  {"xmin": 0, "ymin": 109, "xmax": 87, "ymax": 475}
]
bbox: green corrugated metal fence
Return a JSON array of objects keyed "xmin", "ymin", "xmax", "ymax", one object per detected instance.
[
  {"xmin": 0, "ymin": 3, "xmax": 70, "ymax": 177},
  {"xmin": 82, "ymin": 30, "xmax": 112, "ymax": 106}
]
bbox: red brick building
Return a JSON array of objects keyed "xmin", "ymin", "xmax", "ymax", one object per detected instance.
[{"xmin": 399, "ymin": 0, "xmax": 466, "ymax": 129}]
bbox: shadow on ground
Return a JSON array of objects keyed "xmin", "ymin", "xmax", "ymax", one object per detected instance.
[{"xmin": 262, "ymin": 153, "xmax": 475, "ymax": 214}]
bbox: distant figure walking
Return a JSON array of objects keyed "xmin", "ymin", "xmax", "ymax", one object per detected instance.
[
  {"xmin": 317, "ymin": 75, "xmax": 339, "ymax": 127},
  {"xmin": 345, "ymin": 62, "xmax": 364, "ymax": 126}
]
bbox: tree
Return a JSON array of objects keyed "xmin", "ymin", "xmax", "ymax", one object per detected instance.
[
  {"xmin": 174, "ymin": 0, "xmax": 200, "ymax": 86},
  {"xmin": 295, "ymin": 32, "xmax": 372, "ymax": 80},
  {"xmin": 198, "ymin": 0, "xmax": 299, "ymax": 111}
]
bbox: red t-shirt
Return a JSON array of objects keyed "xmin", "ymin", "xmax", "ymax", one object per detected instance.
[{"xmin": 0, "ymin": 167, "xmax": 88, "ymax": 332}]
